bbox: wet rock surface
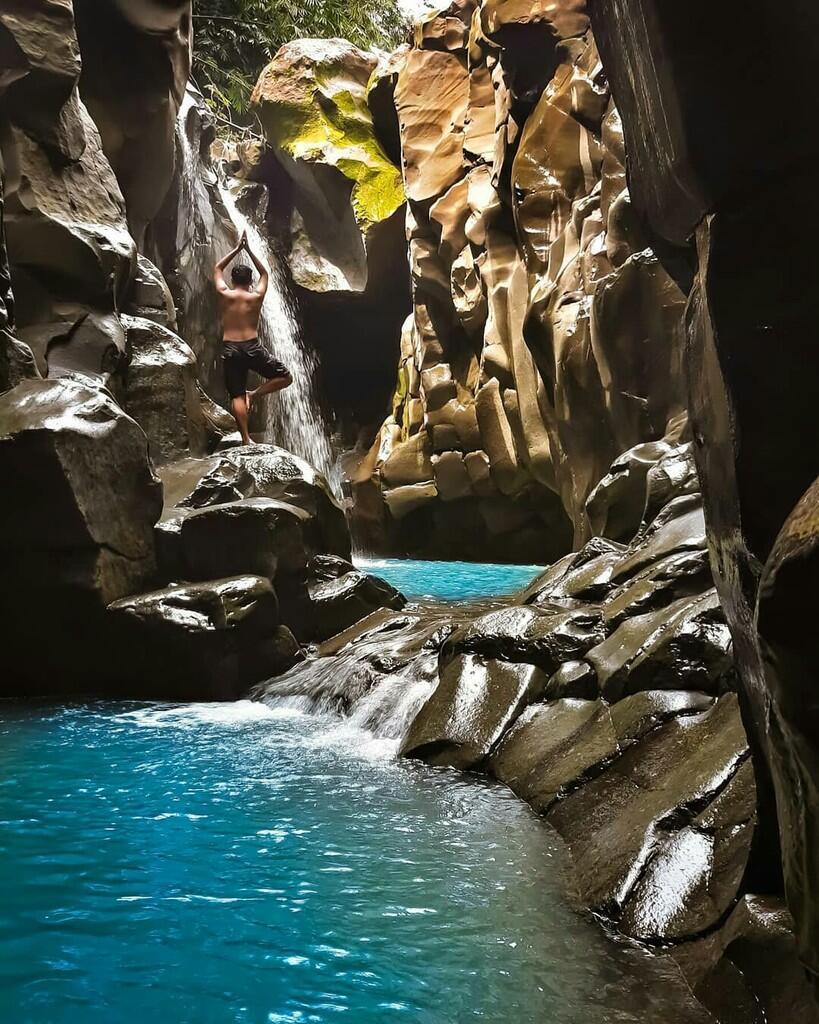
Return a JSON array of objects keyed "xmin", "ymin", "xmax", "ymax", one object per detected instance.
[
  {"xmin": 589, "ymin": 0, "xmax": 819, "ymax": 990},
  {"xmin": 107, "ymin": 575, "xmax": 299, "ymax": 701}
]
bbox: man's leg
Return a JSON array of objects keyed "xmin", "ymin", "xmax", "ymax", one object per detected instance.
[
  {"xmin": 231, "ymin": 394, "xmax": 253, "ymax": 445},
  {"xmin": 248, "ymin": 373, "xmax": 292, "ymax": 411}
]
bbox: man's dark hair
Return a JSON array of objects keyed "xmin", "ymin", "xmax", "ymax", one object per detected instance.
[{"xmin": 231, "ymin": 264, "xmax": 253, "ymax": 288}]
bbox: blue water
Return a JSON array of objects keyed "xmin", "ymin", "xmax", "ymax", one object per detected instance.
[
  {"xmin": 356, "ymin": 559, "xmax": 544, "ymax": 602},
  {"xmin": 0, "ymin": 702, "xmax": 704, "ymax": 1024}
]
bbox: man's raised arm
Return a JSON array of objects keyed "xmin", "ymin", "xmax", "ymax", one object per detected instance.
[
  {"xmin": 244, "ymin": 236, "xmax": 269, "ymax": 298},
  {"xmin": 214, "ymin": 237, "xmax": 243, "ymax": 293}
]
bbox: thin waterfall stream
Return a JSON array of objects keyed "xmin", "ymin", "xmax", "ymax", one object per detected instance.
[
  {"xmin": 217, "ymin": 186, "xmax": 335, "ymax": 481},
  {"xmin": 172, "ymin": 91, "xmax": 335, "ymax": 483}
]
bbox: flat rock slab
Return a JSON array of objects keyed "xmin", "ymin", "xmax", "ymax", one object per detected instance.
[
  {"xmin": 546, "ymin": 694, "xmax": 752, "ymax": 941},
  {"xmin": 400, "ymin": 653, "xmax": 547, "ymax": 769}
]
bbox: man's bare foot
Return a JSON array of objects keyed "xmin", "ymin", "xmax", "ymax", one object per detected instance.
[{"xmin": 241, "ymin": 436, "xmax": 256, "ymax": 446}]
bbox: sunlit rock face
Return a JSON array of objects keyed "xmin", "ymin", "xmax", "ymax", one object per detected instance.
[
  {"xmin": 250, "ymin": 39, "xmax": 412, "ymax": 436},
  {"xmin": 255, "ymin": 1, "xmax": 690, "ymax": 562},
  {"xmin": 588, "ymin": 0, "xmax": 819, "ymax": 989}
]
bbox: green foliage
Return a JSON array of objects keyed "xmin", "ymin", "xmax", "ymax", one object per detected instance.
[{"xmin": 193, "ymin": 0, "xmax": 409, "ymax": 127}]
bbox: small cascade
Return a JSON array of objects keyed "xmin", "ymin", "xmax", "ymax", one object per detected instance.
[{"xmin": 253, "ymin": 613, "xmax": 447, "ymax": 750}]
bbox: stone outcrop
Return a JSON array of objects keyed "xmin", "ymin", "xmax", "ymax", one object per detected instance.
[
  {"xmin": 267, "ymin": 460, "xmax": 817, "ymax": 1018},
  {"xmin": 587, "ymin": 0, "xmax": 819, "ymax": 989},
  {"xmin": 250, "ymin": 2, "xmax": 690, "ymax": 562},
  {"xmin": 73, "ymin": 0, "xmax": 192, "ymax": 245},
  {"xmin": 0, "ymin": 376, "xmax": 162, "ymax": 694},
  {"xmin": 249, "ymin": 39, "xmax": 411, "ymax": 439},
  {"xmin": 108, "ymin": 575, "xmax": 300, "ymax": 701},
  {"xmin": 0, "ymin": 1, "xmax": 218, "ymax": 464}
]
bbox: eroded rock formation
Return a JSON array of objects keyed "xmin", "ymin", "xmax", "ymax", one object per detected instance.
[
  {"xmin": 249, "ymin": 39, "xmax": 411, "ymax": 439},
  {"xmin": 251, "ymin": 3, "xmax": 691, "ymax": 562},
  {"xmin": 587, "ymin": 0, "xmax": 819, "ymax": 988}
]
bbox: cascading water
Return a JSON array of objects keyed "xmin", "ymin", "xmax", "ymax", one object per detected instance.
[
  {"xmin": 217, "ymin": 186, "xmax": 335, "ymax": 481},
  {"xmin": 171, "ymin": 88, "xmax": 335, "ymax": 483}
]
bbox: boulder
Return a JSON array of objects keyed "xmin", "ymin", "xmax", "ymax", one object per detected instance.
[
  {"xmin": 108, "ymin": 576, "xmax": 299, "ymax": 700},
  {"xmin": 0, "ymin": 376, "xmax": 162, "ymax": 695},
  {"xmin": 121, "ymin": 315, "xmax": 205, "ymax": 462},
  {"xmin": 401, "ymin": 654, "xmax": 548, "ymax": 769},
  {"xmin": 251, "ymin": 38, "xmax": 403, "ymax": 268},
  {"xmin": 443, "ymin": 604, "xmax": 606, "ymax": 674},
  {"xmin": 173, "ymin": 445, "xmax": 351, "ymax": 559},
  {"xmin": 177, "ymin": 498, "xmax": 315, "ymax": 583},
  {"xmin": 302, "ymin": 555, "xmax": 407, "ymax": 642},
  {"xmin": 586, "ymin": 589, "xmax": 733, "ymax": 701},
  {"xmin": 0, "ymin": 376, "xmax": 161, "ymax": 602}
]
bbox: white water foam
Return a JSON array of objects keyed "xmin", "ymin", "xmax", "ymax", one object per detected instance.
[{"xmin": 116, "ymin": 701, "xmax": 290, "ymax": 729}]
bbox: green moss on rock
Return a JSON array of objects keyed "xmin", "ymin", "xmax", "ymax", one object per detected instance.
[{"xmin": 251, "ymin": 39, "xmax": 404, "ymax": 234}]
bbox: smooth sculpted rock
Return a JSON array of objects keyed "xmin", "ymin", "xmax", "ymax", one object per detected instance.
[
  {"xmin": 401, "ymin": 654, "xmax": 548, "ymax": 769},
  {"xmin": 304, "ymin": 555, "xmax": 407, "ymax": 642},
  {"xmin": 0, "ymin": 376, "xmax": 161, "ymax": 602},
  {"xmin": 673, "ymin": 895, "xmax": 819, "ymax": 1024},
  {"xmin": 251, "ymin": 39, "xmax": 403, "ymax": 240},
  {"xmin": 177, "ymin": 498, "xmax": 315, "ymax": 583},
  {"xmin": 443, "ymin": 605, "xmax": 606, "ymax": 674},
  {"xmin": 174, "ymin": 445, "xmax": 351, "ymax": 559},
  {"xmin": 547, "ymin": 695, "xmax": 752, "ymax": 941},
  {"xmin": 73, "ymin": 0, "xmax": 191, "ymax": 243},
  {"xmin": 0, "ymin": 376, "xmax": 162, "ymax": 694},
  {"xmin": 121, "ymin": 315, "xmax": 205, "ymax": 462},
  {"xmin": 108, "ymin": 576, "xmax": 300, "ymax": 700},
  {"xmin": 490, "ymin": 691, "xmax": 714, "ymax": 814},
  {"xmin": 393, "ymin": 49, "xmax": 469, "ymax": 202},
  {"xmin": 586, "ymin": 590, "xmax": 733, "ymax": 701}
]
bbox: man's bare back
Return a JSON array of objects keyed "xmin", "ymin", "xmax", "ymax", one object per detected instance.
[{"xmin": 213, "ymin": 231, "xmax": 292, "ymax": 445}]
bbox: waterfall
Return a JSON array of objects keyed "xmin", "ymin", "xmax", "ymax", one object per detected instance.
[
  {"xmin": 251, "ymin": 611, "xmax": 448, "ymax": 751},
  {"xmin": 171, "ymin": 88, "xmax": 335, "ymax": 483},
  {"xmin": 216, "ymin": 186, "xmax": 334, "ymax": 480}
]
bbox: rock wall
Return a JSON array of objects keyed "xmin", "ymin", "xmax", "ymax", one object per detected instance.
[
  {"xmin": 251, "ymin": 5, "xmax": 691, "ymax": 563},
  {"xmin": 0, "ymin": 0, "xmax": 217, "ymax": 463},
  {"xmin": 0, "ymin": 2, "xmax": 402, "ymax": 699},
  {"xmin": 587, "ymin": 0, "xmax": 819, "ymax": 989}
]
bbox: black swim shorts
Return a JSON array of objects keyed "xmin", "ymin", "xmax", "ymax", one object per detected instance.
[{"xmin": 222, "ymin": 339, "xmax": 290, "ymax": 399}]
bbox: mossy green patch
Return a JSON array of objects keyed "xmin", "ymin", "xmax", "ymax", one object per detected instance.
[{"xmin": 255, "ymin": 63, "xmax": 404, "ymax": 234}]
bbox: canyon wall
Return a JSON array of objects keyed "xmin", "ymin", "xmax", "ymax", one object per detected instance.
[
  {"xmin": 252, "ymin": 2, "xmax": 690, "ymax": 562},
  {"xmin": 587, "ymin": 0, "xmax": 819, "ymax": 990},
  {"xmin": 0, "ymin": 2, "xmax": 400, "ymax": 698}
]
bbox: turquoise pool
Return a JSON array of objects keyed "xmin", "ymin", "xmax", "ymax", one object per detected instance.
[
  {"xmin": 0, "ymin": 701, "xmax": 705, "ymax": 1023},
  {"xmin": 355, "ymin": 558, "xmax": 544, "ymax": 602}
]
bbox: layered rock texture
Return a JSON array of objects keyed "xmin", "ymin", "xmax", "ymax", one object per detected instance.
[
  {"xmin": 586, "ymin": 0, "xmax": 819, "ymax": 992},
  {"xmin": 252, "ymin": 3, "xmax": 689, "ymax": 561}
]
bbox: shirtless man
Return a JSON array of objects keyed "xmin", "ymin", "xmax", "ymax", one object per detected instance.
[{"xmin": 214, "ymin": 230, "xmax": 292, "ymax": 445}]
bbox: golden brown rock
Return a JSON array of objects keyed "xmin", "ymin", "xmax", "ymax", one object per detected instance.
[{"xmin": 394, "ymin": 49, "xmax": 469, "ymax": 202}]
